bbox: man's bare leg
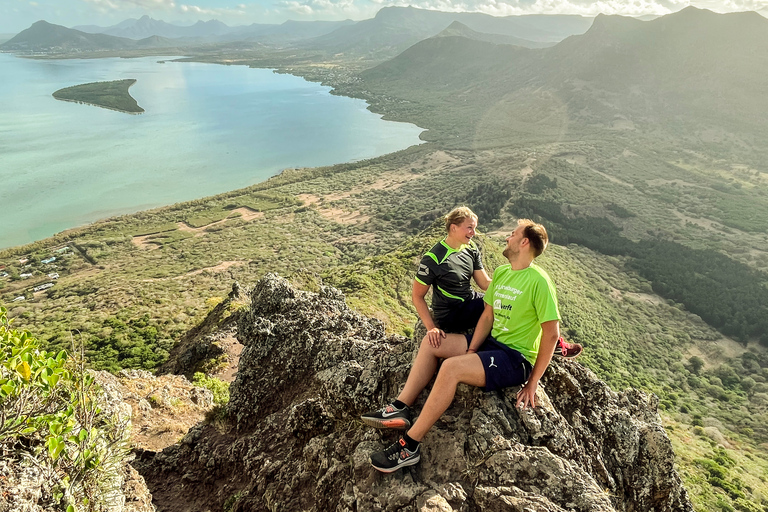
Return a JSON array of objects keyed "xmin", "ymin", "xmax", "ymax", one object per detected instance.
[
  {"xmin": 397, "ymin": 333, "xmax": 471, "ymax": 406},
  {"xmin": 406, "ymin": 354, "xmax": 486, "ymax": 441}
]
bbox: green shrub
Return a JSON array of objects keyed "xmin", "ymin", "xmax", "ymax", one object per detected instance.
[
  {"xmin": 696, "ymin": 458, "xmax": 728, "ymax": 480},
  {"xmin": 708, "ymin": 476, "xmax": 747, "ymax": 500},
  {"xmin": 0, "ymin": 306, "xmax": 130, "ymax": 511},
  {"xmin": 192, "ymin": 372, "xmax": 230, "ymax": 405},
  {"xmin": 733, "ymin": 497, "xmax": 763, "ymax": 512}
]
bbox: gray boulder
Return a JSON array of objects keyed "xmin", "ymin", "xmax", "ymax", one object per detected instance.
[{"xmin": 134, "ymin": 273, "xmax": 692, "ymax": 512}]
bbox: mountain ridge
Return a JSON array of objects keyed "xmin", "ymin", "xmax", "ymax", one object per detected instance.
[
  {"xmin": 299, "ymin": 6, "xmax": 592, "ymax": 57},
  {"xmin": 356, "ymin": 6, "xmax": 768, "ymax": 139},
  {"xmin": 435, "ymin": 21, "xmax": 555, "ymax": 47},
  {"xmin": 1, "ymin": 20, "xmax": 138, "ymax": 51}
]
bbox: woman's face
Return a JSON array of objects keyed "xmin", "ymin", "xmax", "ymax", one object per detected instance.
[{"xmin": 452, "ymin": 217, "xmax": 477, "ymax": 244}]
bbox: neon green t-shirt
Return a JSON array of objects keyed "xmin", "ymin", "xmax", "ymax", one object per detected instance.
[{"xmin": 483, "ymin": 263, "xmax": 560, "ymax": 364}]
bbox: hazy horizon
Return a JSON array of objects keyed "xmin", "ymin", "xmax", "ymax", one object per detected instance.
[{"xmin": 3, "ymin": 0, "xmax": 768, "ymax": 35}]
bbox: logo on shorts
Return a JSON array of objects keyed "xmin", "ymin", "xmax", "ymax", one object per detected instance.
[{"xmin": 489, "ymin": 357, "xmax": 498, "ymax": 368}]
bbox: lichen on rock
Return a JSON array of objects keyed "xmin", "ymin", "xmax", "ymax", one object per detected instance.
[{"xmin": 134, "ymin": 273, "xmax": 693, "ymax": 512}]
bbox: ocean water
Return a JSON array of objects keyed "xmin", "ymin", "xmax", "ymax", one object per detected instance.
[{"xmin": 0, "ymin": 54, "xmax": 423, "ymax": 249}]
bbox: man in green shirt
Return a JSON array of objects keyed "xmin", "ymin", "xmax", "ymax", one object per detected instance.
[{"xmin": 364, "ymin": 219, "xmax": 582, "ymax": 473}]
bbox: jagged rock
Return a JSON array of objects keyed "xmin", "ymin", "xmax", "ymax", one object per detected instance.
[
  {"xmin": 0, "ymin": 461, "xmax": 47, "ymax": 512},
  {"xmin": 112, "ymin": 370, "xmax": 214, "ymax": 452},
  {"xmin": 134, "ymin": 274, "xmax": 693, "ymax": 512},
  {"xmin": 158, "ymin": 282, "xmax": 246, "ymax": 378}
]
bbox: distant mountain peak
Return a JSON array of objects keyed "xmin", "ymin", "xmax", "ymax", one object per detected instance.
[
  {"xmin": 589, "ymin": 13, "xmax": 642, "ymax": 28},
  {"xmin": 436, "ymin": 20, "xmax": 475, "ymax": 36}
]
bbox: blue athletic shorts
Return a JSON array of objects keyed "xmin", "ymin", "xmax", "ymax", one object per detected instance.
[
  {"xmin": 465, "ymin": 334, "xmax": 533, "ymax": 392},
  {"xmin": 436, "ymin": 294, "xmax": 485, "ymax": 333}
]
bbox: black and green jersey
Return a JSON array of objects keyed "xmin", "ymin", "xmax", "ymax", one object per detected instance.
[{"xmin": 415, "ymin": 239, "xmax": 484, "ymax": 321}]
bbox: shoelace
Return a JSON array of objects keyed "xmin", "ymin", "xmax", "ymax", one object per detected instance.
[{"xmin": 383, "ymin": 440, "xmax": 406, "ymax": 461}]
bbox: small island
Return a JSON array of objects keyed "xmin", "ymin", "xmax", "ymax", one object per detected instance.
[{"xmin": 53, "ymin": 79, "xmax": 144, "ymax": 114}]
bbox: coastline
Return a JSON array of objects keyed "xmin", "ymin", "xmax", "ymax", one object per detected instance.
[
  {"xmin": 51, "ymin": 96, "xmax": 144, "ymax": 115},
  {"xmin": 0, "ymin": 56, "xmax": 425, "ymax": 253}
]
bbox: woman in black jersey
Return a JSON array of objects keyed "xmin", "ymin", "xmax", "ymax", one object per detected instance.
[{"xmin": 413, "ymin": 207, "xmax": 491, "ymax": 347}]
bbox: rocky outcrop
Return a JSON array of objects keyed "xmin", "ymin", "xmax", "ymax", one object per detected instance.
[
  {"xmin": 106, "ymin": 370, "xmax": 214, "ymax": 452},
  {"xmin": 134, "ymin": 273, "xmax": 693, "ymax": 512},
  {"xmin": 0, "ymin": 458, "xmax": 154, "ymax": 512},
  {"xmin": 158, "ymin": 283, "xmax": 246, "ymax": 379}
]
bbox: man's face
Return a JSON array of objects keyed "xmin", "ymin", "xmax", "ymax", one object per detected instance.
[{"xmin": 502, "ymin": 225, "xmax": 525, "ymax": 259}]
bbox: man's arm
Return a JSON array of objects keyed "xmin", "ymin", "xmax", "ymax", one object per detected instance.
[
  {"xmin": 412, "ymin": 280, "xmax": 445, "ymax": 347},
  {"xmin": 473, "ymin": 268, "xmax": 492, "ymax": 291},
  {"xmin": 467, "ymin": 302, "xmax": 494, "ymax": 353},
  {"xmin": 516, "ymin": 319, "xmax": 560, "ymax": 410}
]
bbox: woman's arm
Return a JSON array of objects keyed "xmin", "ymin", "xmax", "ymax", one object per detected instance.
[
  {"xmin": 412, "ymin": 280, "xmax": 445, "ymax": 347},
  {"xmin": 467, "ymin": 302, "xmax": 494, "ymax": 353},
  {"xmin": 473, "ymin": 268, "xmax": 492, "ymax": 291}
]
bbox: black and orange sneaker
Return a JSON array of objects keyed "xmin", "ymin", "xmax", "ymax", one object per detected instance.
[
  {"xmin": 370, "ymin": 437, "xmax": 421, "ymax": 473},
  {"xmin": 361, "ymin": 403, "xmax": 412, "ymax": 429},
  {"xmin": 554, "ymin": 337, "xmax": 583, "ymax": 359}
]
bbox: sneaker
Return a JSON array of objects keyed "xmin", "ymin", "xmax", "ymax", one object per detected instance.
[
  {"xmin": 370, "ymin": 438, "xmax": 421, "ymax": 473},
  {"xmin": 554, "ymin": 337, "xmax": 582, "ymax": 358},
  {"xmin": 361, "ymin": 403, "xmax": 412, "ymax": 429}
]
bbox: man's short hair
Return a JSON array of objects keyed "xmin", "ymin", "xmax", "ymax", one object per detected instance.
[
  {"xmin": 517, "ymin": 219, "xmax": 548, "ymax": 257},
  {"xmin": 444, "ymin": 206, "xmax": 478, "ymax": 232}
]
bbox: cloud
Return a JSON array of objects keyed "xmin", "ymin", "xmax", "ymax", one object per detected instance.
[
  {"xmin": 281, "ymin": 0, "xmax": 358, "ymax": 15},
  {"xmin": 81, "ymin": 0, "xmax": 248, "ymax": 18},
  {"xmin": 75, "ymin": 0, "xmax": 768, "ymax": 26},
  {"xmin": 719, "ymin": 0, "xmax": 768, "ymax": 11},
  {"xmin": 277, "ymin": 0, "xmax": 695, "ymax": 19},
  {"xmin": 354, "ymin": 0, "xmax": 768, "ymax": 18},
  {"xmin": 82, "ymin": 0, "xmax": 176, "ymax": 10},
  {"xmin": 179, "ymin": 3, "xmax": 247, "ymax": 16},
  {"xmin": 369, "ymin": 0, "xmax": 684, "ymax": 16}
]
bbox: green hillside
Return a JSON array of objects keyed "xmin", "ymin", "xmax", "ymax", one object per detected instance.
[
  {"xmin": 356, "ymin": 7, "xmax": 768, "ymax": 146},
  {"xmin": 0, "ymin": 20, "xmax": 179, "ymax": 53},
  {"xmin": 0, "ymin": 20, "xmax": 135, "ymax": 51}
]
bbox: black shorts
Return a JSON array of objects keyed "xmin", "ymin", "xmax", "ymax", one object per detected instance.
[
  {"xmin": 465, "ymin": 334, "xmax": 533, "ymax": 392},
  {"xmin": 435, "ymin": 294, "xmax": 485, "ymax": 333}
]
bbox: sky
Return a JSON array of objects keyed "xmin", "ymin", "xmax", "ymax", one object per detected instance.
[{"xmin": 2, "ymin": 0, "xmax": 768, "ymax": 33}]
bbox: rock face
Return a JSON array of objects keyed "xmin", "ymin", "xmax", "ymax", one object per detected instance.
[
  {"xmin": 158, "ymin": 282, "xmax": 246, "ymax": 380},
  {"xmin": 134, "ymin": 274, "xmax": 693, "ymax": 512},
  {"xmin": 107, "ymin": 369, "xmax": 214, "ymax": 452}
]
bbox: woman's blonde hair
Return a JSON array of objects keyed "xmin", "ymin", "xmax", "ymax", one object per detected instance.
[{"xmin": 444, "ymin": 206, "xmax": 477, "ymax": 232}]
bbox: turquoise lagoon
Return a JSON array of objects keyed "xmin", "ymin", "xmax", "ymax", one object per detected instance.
[{"xmin": 0, "ymin": 54, "xmax": 423, "ymax": 249}]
